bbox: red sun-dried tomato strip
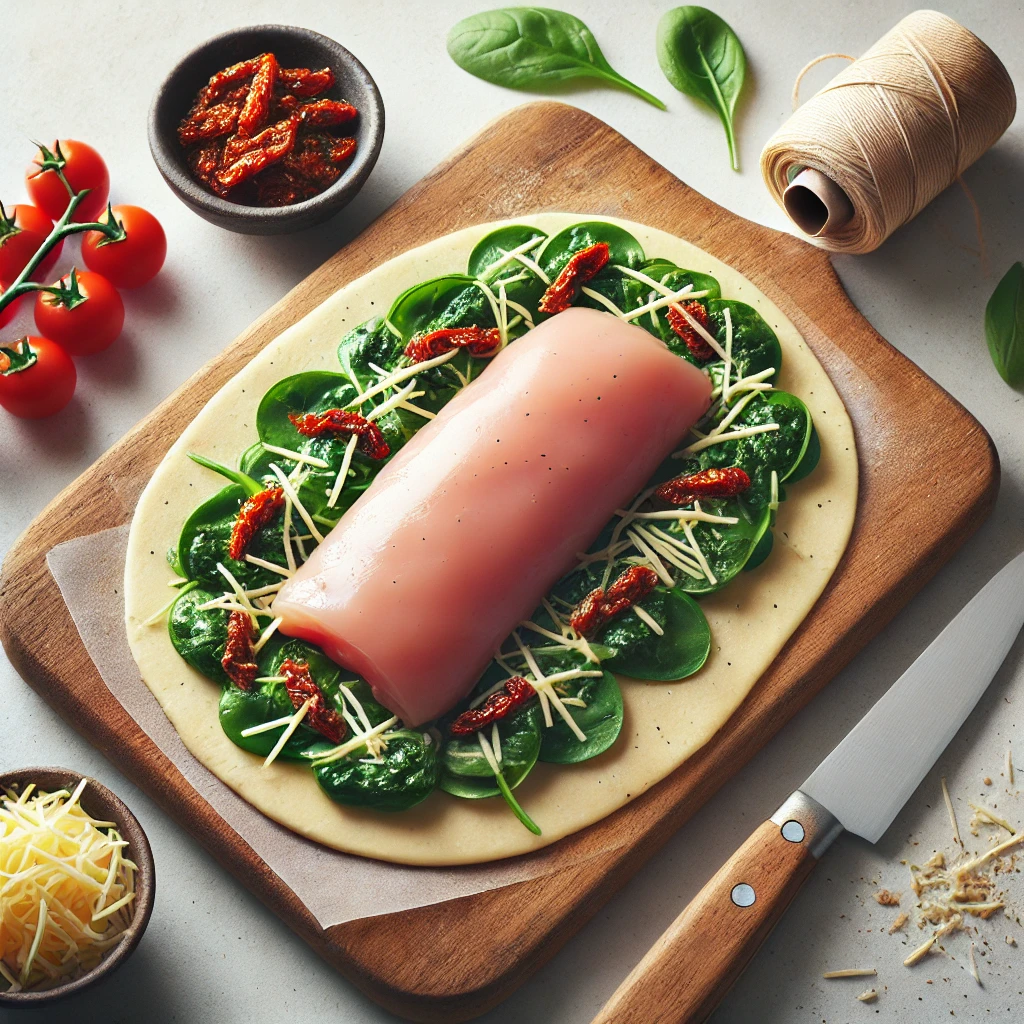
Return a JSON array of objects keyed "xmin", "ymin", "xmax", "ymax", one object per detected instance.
[
  {"xmin": 228, "ymin": 486, "xmax": 285, "ymax": 561},
  {"xmin": 194, "ymin": 56, "xmax": 263, "ymax": 110},
  {"xmin": 666, "ymin": 300, "xmax": 716, "ymax": 361},
  {"xmin": 282, "ymin": 133, "xmax": 345, "ymax": 190},
  {"xmin": 222, "ymin": 611, "xmax": 259, "ymax": 690},
  {"xmin": 279, "ymin": 659, "xmax": 346, "ymax": 743},
  {"xmin": 187, "ymin": 141, "xmax": 224, "ymax": 191},
  {"xmin": 538, "ymin": 242, "xmax": 611, "ymax": 315},
  {"xmin": 404, "ymin": 326, "xmax": 502, "ymax": 364},
  {"xmin": 237, "ymin": 52, "xmax": 278, "ymax": 136},
  {"xmin": 654, "ymin": 466, "xmax": 751, "ymax": 507},
  {"xmin": 288, "ymin": 409, "xmax": 391, "ymax": 460},
  {"xmin": 299, "ymin": 98, "xmax": 358, "ymax": 128},
  {"xmin": 329, "ymin": 137, "xmax": 357, "ymax": 164},
  {"xmin": 178, "ymin": 101, "xmax": 242, "ymax": 145},
  {"xmin": 216, "ymin": 115, "xmax": 300, "ymax": 189},
  {"xmin": 569, "ymin": 565, "xmax": 660, "ymax": 638},
  {"xmin": 279, "ymin": 66, "xmax": 335, "ymax": 97},
  {"xmin": 449, "ymin": 676, "xmax": 535, "ymax": 736}
]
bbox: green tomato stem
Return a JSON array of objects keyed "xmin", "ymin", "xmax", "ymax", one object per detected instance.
[
  {"xmin": 0, "ymin": 188, "xmax": 122, "ymax": 317},
  {"xmin": 494, "ymin": 770, "xmax": 541, "ymax": 835}
]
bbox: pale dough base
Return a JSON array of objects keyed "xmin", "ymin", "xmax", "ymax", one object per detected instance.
[{"xmin": 124, "ymin": 215, "xmax": 857, "ymax": 865}]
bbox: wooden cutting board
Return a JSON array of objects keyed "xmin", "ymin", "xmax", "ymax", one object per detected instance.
[{"xmin": 0, "ymin": 102, "xmax": 998, "ymax": 1022}]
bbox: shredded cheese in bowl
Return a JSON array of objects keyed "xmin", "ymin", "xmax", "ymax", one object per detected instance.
[{"xmin": 0, "ymin": 779, "xmax": 137, "ymax": 993}]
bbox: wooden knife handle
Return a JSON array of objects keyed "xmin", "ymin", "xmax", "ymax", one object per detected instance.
[{"xmin": 591, "ymin": 792, "xmax": 841, "ymax": 1024}]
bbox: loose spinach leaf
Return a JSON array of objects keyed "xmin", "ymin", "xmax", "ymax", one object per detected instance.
[
  {"xmin": 540, "ymin": 221, "xmax": 645, "ymax": 280},
  {"xmin": 656, "ymin": 6, "xmax": 747, "ymax": 171},
  {"xmin": 447, "ymin": 7, "xmax": 666, "ymax": 110},
  {"xmin": 985, "ymin": 261, "xmax": 1024, "ymax": 387},
  {"xmin": 538, "ymin": 669, "xmax": 623, "ymax": 763},
  {"xmin": 315, "ymin": 731, "xmax": 440, "ymax": 812},
  {"xmin": 706, "ymin": 299, "xmax": 782, "ymax": 379},
  {"xmin": 786, "ymin": 423, "xmax": 820, "ymax": 483},
  {"xmin": 605, "ymin": 588, "xmax": 711, "ymax": 679}
]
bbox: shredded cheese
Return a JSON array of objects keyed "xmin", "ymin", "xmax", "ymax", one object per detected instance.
[
  {"xmin": 260, "ymin": 442, "xmax": 329, "ymax": 469},
  {"xmin": 262, "ymin": 699, "xmax": 311, "ymax": 768},
  {"xmin": 0, "ymin": 782, "xmax": 137, "ymax": 992}
]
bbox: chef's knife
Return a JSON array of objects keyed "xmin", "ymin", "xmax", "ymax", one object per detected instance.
[{"xmin": 592, "ymin": 550, "xmax": 1024, "ymax": 1024}]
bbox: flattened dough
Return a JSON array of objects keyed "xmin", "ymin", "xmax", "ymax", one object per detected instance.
[{"xmin": 125, "ymin": 215, "xmax": 857, "ymax": 865}]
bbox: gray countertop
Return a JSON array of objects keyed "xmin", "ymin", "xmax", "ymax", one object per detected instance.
[{"xmin": 2, "ymin": 2, "xmax": 1023, "ymax": 1021}]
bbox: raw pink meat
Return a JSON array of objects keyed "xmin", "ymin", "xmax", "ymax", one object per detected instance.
[{"xmin": 274, "ymin": 307, "xmax": 711, "ymax": 725}]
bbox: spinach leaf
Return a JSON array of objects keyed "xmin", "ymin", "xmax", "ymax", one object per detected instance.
[
  {"xmin": 337, "ymin": 317, "xmax": 406, "ymax": 392},
  {"xmin": 539, "ymin": 221, "xmax": 645, "ymax": 281},
  {"xmin": 447, "ymin": 7, "xmax": 666, "ymax": 110},
  {"xmin": 241, "ymin": 371, "xmax": 394, "ymax": 519},
  {"xmin": 387, "ymin": 274, "xmax": 496, "ymax": 340},
  {"xmin": 177, "ymin": 484, "xmax": 286, "ymax": 590},
  {"xmin": 706, "ymin": 299, "xmax": 782, "ymax": 379},
  {"xmin": 624, "ymin": 259, "xmax": 722, "ymax": 345},
  {"xmin": 786, "ymin": 423, "xmax": 820, "ymax": 483},
  {"xmin": 985, "ymin": 261, "xmax": 1024, "ymax": 387},
  {"xmin": 468, "ymin": 224, "xmax": 549, "ymax": 312},
  {"xmin": 604, "ymin": 587, "xmax": 711, "ymax": 679},
  {"xmin": 168, "ymin": 585, "xmax": 232, "ymax": 684},
  {"xmin": 656, "ymin": 6, "xmax": 747, "ymax": 171},
  {"xmin": 187, "ymin": 453, "xmax": 263, "ymax": 496},
  {"xmin": 440, "ymin": 702, "xmax": 543, "ymax": 798},
  {"xmin": 538, "ymin": 669, "xmax": 623, "ymax": 763},
  {"xmin": 315, "ymin": 731, "xmax": 440, "ymax": 812}
]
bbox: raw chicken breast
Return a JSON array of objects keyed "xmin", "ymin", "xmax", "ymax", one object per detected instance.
[{"xmin": 274, "ymin": 307, "xmax": 711, "ymax": 725}]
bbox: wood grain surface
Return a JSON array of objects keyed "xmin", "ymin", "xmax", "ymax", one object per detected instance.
[{"xmin": 0, "ymin": 102, "xmax": 998, "ymax": 1022}]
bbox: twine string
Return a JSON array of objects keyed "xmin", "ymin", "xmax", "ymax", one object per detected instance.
[{"xmin": 762, "ymin": 10, "xmax": 1015, "ymax": 256}]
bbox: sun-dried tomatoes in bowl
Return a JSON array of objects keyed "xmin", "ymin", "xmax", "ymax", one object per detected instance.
[{"xmin": 149, "ymin": 26, "xmax": 384, "ymax": 235}]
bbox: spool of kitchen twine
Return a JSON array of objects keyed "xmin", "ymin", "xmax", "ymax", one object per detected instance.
[{"xmin": 760, "ymin": 10, "xmax": 1016, "ymax": 254}]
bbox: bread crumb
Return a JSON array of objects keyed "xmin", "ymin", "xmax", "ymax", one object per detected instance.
[
  {"xmin": 875, "ymin": 889, "xmax": 901, "ymax": 906},
  {"xmin": 1007, "ymin": 935, "xmax": 1017, "ymax": 947},
  {"xmin": 824, "ymin": 968, "xmax": 877, "ymax": 979},
  {"xmin": 889, "ymin": 912, "xmax": 910, "ymax": 934},
  {"xmin": 856, "ymin": 989, "xmax": 877, "ymax": 1002},
  {"xmin": 984, "ymin": 777, "xmax": 993, "ymax": 786}
]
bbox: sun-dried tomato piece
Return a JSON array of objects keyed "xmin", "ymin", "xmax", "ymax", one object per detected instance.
[
  {"xmin": 237, "ymin": 52, "xmax": 278, "ymax": 136},
  {"xmin": 222, "ymin": 611, "xmax": 259, "ymax": 690},
  {"xmin": 254, "ymin": 167, "xmax": 316, "ymax": 206},
  {"xmin": 278, "ymin": 66, "xmax": 335, "ymax": 97},
  {"xmin": 281, "ymin": 133, "xmax": 344, "ymax": 190},
  {"xmin": 216, "ymin": 116, "xmax": 299, "ymax": 189},
  {"xmin": 654, "ymin": 466, "xmax": 751, "ymax": 507},
  {"xmin": 228, "ymin": 486, "xmax": 285, "ymax": 561},
  {"xmin": 279, "ymin": 658, "xmax": 345, "ymax": 743},
  {"xmin": 288, "ymin": 409, "xmax": 391, "ymax": 460},
  {"xmin": 569, "ymin": 565, "xmax": 659, "ymax": 637},
  {"xmin": 449, "ymin": 676, "xmax": 535, "ymax": 736},
  {"xmin": 329, "ymin": 137, "xmax": 357, "ymax": 164},
  {"xmin": 666, "ymin": 300, "xmax": 716, "ymax": 361},
  {"xmin": 538, "ymin": 242, "xmax": 611, "ymax": 315},
  {"xmin": 299, "ymin": 99, "xmax": 358, "ymax": 128},
  {"xmin": 178, "ymin": 101, "xmax": 242, "ymax": 145},
  {"xmin": 270, "ymin": 93, "xmax": 301, "ymax": 119},
  {"xmin": 404, "ymin": 326, "xmax": 502, "ymax": 364},
  {"xmin": 187, "ymin": 141, "xmax": 224, "ymax": 190}
]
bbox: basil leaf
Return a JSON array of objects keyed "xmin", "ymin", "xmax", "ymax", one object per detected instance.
[
  {"xmin": 447, "ymin": 7, "xmax": 666, "ymax": 110},
  {"xmin": 656, "ymin": 6, "xmax": 747, "ymax": 171},
  {"xmin": 985, "ymin": 261, "xmax": 1024, "ymax": 387}
]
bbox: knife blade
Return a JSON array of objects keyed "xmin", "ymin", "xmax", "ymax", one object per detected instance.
[{"xmin": 592, "ymin": 550, "xmax": 1024, "ymax": 1024}]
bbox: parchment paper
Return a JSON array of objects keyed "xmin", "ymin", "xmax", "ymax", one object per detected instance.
[{"xmin": 46, "ymin": 525, "xmax": 620, "ymax": 928}]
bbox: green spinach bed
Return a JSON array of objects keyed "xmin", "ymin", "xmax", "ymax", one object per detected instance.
[{"xmin": 162, "ymin": 220, "xmax": 819, "ymax": 833}]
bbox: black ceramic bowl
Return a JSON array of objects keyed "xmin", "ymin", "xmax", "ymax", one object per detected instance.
[
  {"xmin": 149, "ymin": 25, "xmax": 384, "ymax": 234},
  {"xmin": 0, "ymin": 768, "xmax": 155, "ymax": 1008}
]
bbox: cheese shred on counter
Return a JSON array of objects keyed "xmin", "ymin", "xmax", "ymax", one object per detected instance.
[{"xmin": 0, "ymin": 781, "xmax": 137, "ymax": 992}]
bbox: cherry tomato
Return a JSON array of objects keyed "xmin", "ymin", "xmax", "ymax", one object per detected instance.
[
  {"xmin": 0, "ymin": 335, "xmax": 76, "ymax": 418},
  {"xmin": 0, "ymin": 203, "xmax": 62, "ymax": 282},
  {"xmin": 34, "ymin": 270, "xmax": 125, "ymax": 356},
  {"xmin": 82, "ymin": 205, "xmax": 166, "ymax": 288},
  {"xmin": 26, "ymin": 140, "xmax": 110, "ymax": 224}
]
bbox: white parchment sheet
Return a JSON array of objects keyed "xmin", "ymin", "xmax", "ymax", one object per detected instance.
[{"xmin": 46, "ymin": 525, "xmax": 620, "ymax": 928}]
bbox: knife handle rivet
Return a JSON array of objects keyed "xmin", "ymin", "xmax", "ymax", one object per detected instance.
[
  {"xmin": 781, "ymin": 819, "xmax": 805, "ymax": 844},
  {"xmin": 730, "ymin": 883, "xmax": 756, "ymax": 908}
]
